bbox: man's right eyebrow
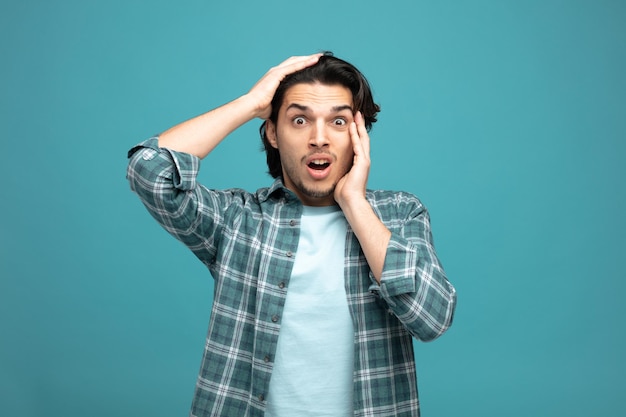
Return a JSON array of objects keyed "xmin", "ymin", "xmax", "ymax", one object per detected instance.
[{"xmin": 284, "ymin": 103, "xmax": 309, "ymax": 112}]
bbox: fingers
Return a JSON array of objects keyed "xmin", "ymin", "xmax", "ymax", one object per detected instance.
[
  {"xmin": 357, "ymin": 112, "xmax": 370, "ymax": 157},
  {"xmin": 255, "ymin": 53, "xmax": 322, "ymax": 90},
  {"xmin": 350, "ymin": 111, "xmax": 370, "ymax": 158},
  {"xmin": 249, "ymin": 53, "xmax": 322, "ymax": 119},
  {"xmin": 270, "ymin": 53, "xmax": 323, "ymax": 81},
  {"xmin": 275, "ymin": 53, "xmax": 323, "ymax": 70},
  {"xmin": 341, "ymin": 111, "xmax": 371, "ymax": 200}
]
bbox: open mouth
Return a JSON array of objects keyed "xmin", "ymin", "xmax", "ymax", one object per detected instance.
[{"xmin": 308, "ymin": 160, "xmax": 331, "ymax": 170}]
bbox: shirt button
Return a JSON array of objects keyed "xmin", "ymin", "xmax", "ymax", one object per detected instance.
[
  {"xmin": 286, "ymin": 251, "xmax": 293, "ymax": 258},
  {"xmin": 278, "ymin": 282, "xmax": 285, "ymax": 289},
  {"xmin": 258, "ymin": 394, "xmax": 265, "ymax": 402},
  {"xmin": 271, "ymin": 315, "xmax": 279, "ymax": 323},
  {"xmin": 264, "ymin": 355, "xmax": 270, "ymax": 363},
  {"xmin": 289, "ymin": 219, "xmax": 296, "ymax": 226}
]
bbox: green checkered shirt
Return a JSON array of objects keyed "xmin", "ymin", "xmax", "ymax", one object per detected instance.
[{"xmin": 127, "ymin": 137, "xmax": 456, "ymax": 417}]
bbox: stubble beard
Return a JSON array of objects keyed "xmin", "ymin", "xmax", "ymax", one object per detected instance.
[
  {"xmin": 297, "ymin": 181, "xmax": 336, "ymax": 199},
  {"xmin": 280, "ymin": 153, "xmax": 351, "ymax": 202},
  {"xmin": 282, "ymin": 163, "xmax": 337, "ymax": 200}
]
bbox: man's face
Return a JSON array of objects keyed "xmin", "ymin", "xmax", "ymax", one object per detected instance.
[{"xmin": 266, "ymin": 82, "xmax": 355, "ymax": 206}]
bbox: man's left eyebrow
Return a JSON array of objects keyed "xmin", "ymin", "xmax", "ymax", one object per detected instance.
[{"xmin": 331, "ymin": 105, "xmax": 354, "ymax": 113}]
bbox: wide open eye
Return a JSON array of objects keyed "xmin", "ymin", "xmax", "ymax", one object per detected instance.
[
  {"xmin": 293, "ymin": 116, "xmax": 306, "ymax": 125},
  {"xmin": 333, "ymin": 118, "xmax": 347, "ymax": 126}
]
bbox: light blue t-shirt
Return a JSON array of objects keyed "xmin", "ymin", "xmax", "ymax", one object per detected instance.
[{"xmin": 266, "ymin": 205, "xmax": 354, "ymax": 416}]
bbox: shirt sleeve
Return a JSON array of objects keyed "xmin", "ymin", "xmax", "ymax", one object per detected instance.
[
  {"xmin": 126, "ymin": 137, "xmax": 233, "ymax": 267},
  {"xmin": 369, "ymin": 193, "xmax": 457, "ymax": 342}
]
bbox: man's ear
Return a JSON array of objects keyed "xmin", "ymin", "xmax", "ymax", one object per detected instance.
[{"xmin": 266, "ymin": 120, "xmax": 278, "ymax": 149}]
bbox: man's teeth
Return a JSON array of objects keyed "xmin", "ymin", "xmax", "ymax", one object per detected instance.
[{"xmin": 308, "ymin": 160, "xmax": 330, "ymax": 170}]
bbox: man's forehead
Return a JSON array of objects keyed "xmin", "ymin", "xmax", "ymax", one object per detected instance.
[{"xmin": 281, "ymin": 82, "xmax": 353, "ymax": 111}]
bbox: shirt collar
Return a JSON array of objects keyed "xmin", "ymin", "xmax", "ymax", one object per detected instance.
[{"xmin": 259, "ymin": 177, "xmax": 297, "ymax": 203}]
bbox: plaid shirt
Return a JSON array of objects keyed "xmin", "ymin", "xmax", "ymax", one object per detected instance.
[{"xmin": 127, "ymin": 137, "xmax": 456, "ymax": 417}]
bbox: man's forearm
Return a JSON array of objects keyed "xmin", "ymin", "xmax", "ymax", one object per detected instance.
[
  {"xmin": 158, "ymin": 94, "xmax": 259, "ymax": 159},
  {"xmin": 341, "ymin": 197, "xmax": 391, "ymax": 282}
]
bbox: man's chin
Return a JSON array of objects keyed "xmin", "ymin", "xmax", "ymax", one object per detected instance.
[
  {"xmin": 296, "ymin": 183, "xmax": 338, "ymax": 205},
  {"xmin": 302, "ymin": 187, "xmax": 335, "ymax": 199}
]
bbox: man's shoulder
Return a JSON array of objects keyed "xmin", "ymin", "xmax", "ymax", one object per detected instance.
[
  {"xmin": 365, "ymin": 189, "xmax": 424, "ymax": 205},
  {"xmin": 210, "ymin": 178, "xmax": 286, "ymax": 207},
  {"xmin": 365, "ymin": 189, "xmax": 426, "ymax": 219},
  {"xmin": 210, "ymin": 185, "xmax": 272, "ymax": 204}
]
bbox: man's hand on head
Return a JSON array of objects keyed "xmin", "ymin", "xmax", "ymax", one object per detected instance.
[
  {"xmin": 158, "ymin": 53, "xmax": 321, "ymax": 158},
  {"xmin": 245, "ymin": 54, "xmax": 323, "ymax": 120}
]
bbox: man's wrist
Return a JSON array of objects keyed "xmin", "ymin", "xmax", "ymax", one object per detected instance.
[
  {"xmin": 336, "ymin": 192, "xmax": 368, "ymax": 213},
  {"xmin": 231, "ymin": 94, "xmax": 265, "ymax": 121}
]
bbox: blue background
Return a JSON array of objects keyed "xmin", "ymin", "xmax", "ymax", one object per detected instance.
[{"xmin": 1, "ymin": 0, "xmax": 624, "ymax": 415}]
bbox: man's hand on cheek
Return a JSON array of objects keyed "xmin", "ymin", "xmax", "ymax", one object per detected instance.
[{"xmin": 334, "ymin": 111, "xmax": 371, "ymax": 207}]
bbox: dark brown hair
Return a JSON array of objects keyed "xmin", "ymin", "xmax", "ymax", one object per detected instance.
[{"xmin": 260, "ymin": 52, "xmax": 381, "ymax": 178}]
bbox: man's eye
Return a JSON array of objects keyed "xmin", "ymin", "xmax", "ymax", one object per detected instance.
[
  {"xmin": 293, "ymin": 117, "xmax": 306, "ymax": 125},
  {"xmin": 333, "ymin": 118, "xmax": 347, "ymax": 126}
]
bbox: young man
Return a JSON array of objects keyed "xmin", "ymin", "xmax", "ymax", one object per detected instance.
[{"xmin": 127, "ymin": 53, "xmax": 456, "ymax": 417}]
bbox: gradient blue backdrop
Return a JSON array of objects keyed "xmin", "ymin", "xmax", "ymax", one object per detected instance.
[{"xmin": 1, "ymin": 1, "xmax": 624, "ymax": 416}]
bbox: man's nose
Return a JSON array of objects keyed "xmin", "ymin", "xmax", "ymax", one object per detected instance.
[{"xmin": 309, "ymin": 122, "xmax": 329, "ymax": 147}]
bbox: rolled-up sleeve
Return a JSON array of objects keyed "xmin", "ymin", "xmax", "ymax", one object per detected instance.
[
  {"xmin": 126, "ymin": 137, "xmax": 220, "ymax": 266},
  {"xmin": 127, "ymin": 136, "xmax": 200, "ymax": 192},
  {"xmin": 369, "ymin": 193, "xmax": 457, "ymax": 342}
]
